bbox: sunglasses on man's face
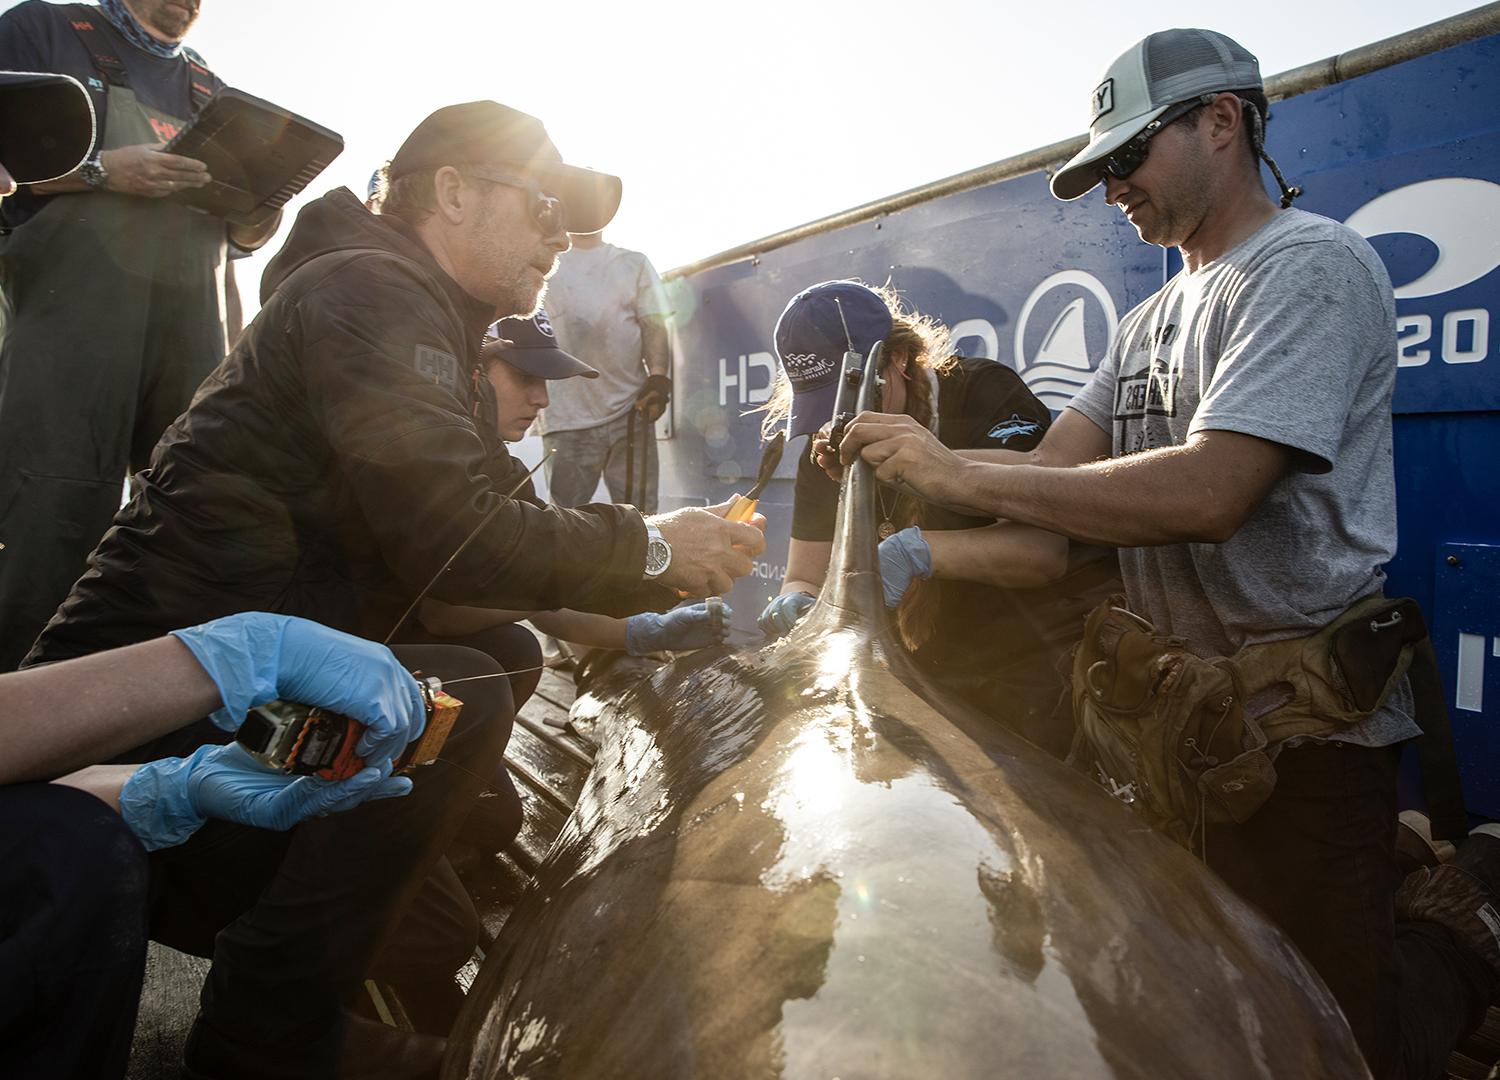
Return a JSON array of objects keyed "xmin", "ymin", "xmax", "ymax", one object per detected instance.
[
  {"xmin": 462, "ymin": 167, "xmax": 568, "ymax": 238},
  {"xmin": 1096, "ymin": 94, "xmax": 1217, "ymax": 184}
]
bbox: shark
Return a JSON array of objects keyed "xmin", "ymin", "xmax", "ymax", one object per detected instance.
[{"xmin": 444, "ymin": 343, "xmax": 1369, "ymax": 1080}]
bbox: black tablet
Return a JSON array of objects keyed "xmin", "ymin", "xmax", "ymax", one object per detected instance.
[{"xmin": 162, "ymin": 87, "xmax": 343, "ymax": 226}]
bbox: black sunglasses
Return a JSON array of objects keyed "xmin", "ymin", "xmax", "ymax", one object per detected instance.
[
  {"xmin": 1096, "ymin": 94, "xmax": 1218, "ymax": 183},
  {"xmin": 462, "ymin": 167, "xmax": 567, "ymax": 237}
]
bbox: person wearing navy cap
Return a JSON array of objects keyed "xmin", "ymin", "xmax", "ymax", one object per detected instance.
[
  {"xmin": 415, "ymin": 310, "xmax": 731, "ymax": 723},
  {"xmin": 757, "ymin": 280, "xmax": 1115, "ymax": 751}
]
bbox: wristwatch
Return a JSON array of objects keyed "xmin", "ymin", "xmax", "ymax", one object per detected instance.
[
  {"xmin": 643, "ymin": 523, "xmax": 672, "ymax": 579},
  {"xmin": 79, "ymin": 154, "xmax": 108, "ymax": 190}
]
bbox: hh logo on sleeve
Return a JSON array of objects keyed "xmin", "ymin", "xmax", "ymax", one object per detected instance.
[{"xmin": 414, "ymin": 345, "xmax": 461, "ymax": 394}]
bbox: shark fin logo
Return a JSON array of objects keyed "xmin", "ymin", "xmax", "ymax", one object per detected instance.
[{"xmin": 1014, "ymin": 270, "xmax": 1119, "ymax": 411}]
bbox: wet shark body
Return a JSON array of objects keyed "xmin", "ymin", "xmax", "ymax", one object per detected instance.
[{"xmin": 445, "ymin": 345, "xmax": 1369, "ymax": 1080}]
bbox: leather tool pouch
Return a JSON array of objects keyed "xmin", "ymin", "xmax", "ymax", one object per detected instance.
[{"xmin": 1067, "ymin": 594, "xmax": 1419, "ymax": 852}]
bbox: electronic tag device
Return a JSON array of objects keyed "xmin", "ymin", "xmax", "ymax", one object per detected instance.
[{"xmin": 235, "ymin": 675, "xmax": 462, "ymax": 781}]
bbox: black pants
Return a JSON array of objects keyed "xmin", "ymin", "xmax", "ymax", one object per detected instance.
[
  {"xmin": 1207, "ymin": 742, "xmax": 1491, "ymax": 1080},
  {"xmin": 124, "ymin": 643, "xmax": 512, "ymax": 1078},
  {"xmin": 0, "ymin": 195, "xmax": 226, "ymax": 673},
  {"xmin": 0, "ymin": 783, "xmax": 150, "ymax": 1080}
]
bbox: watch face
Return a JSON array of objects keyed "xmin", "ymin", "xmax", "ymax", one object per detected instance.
[
  {"xmin": 80, "ymin": 158, "xmax": 106, "ymax": 188},
  {"xmin": 645, "ymin": 537, "xmax": 671, "ymax": 577}
]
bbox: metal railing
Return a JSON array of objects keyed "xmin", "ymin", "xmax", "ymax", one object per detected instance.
[{"xmin": 666, "ymin": 2, "xmax": 1500, "ymax": 281}]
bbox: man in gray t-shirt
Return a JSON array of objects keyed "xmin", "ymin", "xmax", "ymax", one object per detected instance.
[
  {"xmin": 537, "ymin": 230, "xmax": 672, "ymax": 512},
  {"xmin": 837, "ymin": 28, "xmax": 1498, "ymax": 1080}
]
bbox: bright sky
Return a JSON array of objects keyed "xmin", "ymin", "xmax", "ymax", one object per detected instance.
[{"xmin": 12, "ymin": 0, "xmax": 1484, "ymax": 302}]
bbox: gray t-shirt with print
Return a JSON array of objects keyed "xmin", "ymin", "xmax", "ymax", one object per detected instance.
[
  {"xmin": 1068, "ymin": 208, "xmax": 1418, "ymax": 747},
  {"xmin": 536, "ymin": 243, "xmax": 671, "ymax": 435}
]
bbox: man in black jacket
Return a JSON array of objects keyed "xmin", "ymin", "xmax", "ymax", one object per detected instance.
[{"xmin": 23, "ymin": 101, "xmax": 763, "ymax": 1080}]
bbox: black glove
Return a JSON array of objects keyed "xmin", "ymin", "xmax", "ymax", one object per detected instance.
[{"xmin": 635, "ymin": 374, "xmax": 672, "ymax": 422}]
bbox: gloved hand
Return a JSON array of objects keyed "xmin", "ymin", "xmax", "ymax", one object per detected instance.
[
  {"xmin": 171, "ymin": 613, "xmax": 426, "ymax": 768},
  {"xmin": 878, "ymin": 526, "xmax": 933, "ymax": 608},
  {"xmin": 758, "ymin": 591, "xmax": 816, "ymax": 638},
  {"xmin": 625, "ymin": 602, "xmax": 732, "ymax": 655},
  {"xmin": 119, "ymin": 743, "xmax": 412, "ymax": 851},
  {"xmin": 635, "ymin": 374, "xmax": 672, "ymax": 423}
]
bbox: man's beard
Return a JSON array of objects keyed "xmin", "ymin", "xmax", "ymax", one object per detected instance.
[
  {"xmin": 143, "ymin": 0, "xmax": 199, "ymax": 39},
  {"xmin": 499, "ymin": 279, "xmax": 548, "ymax": 321}
]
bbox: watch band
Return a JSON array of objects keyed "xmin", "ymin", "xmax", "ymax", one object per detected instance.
[
  {"xmin": 643, "ymin": 523, "xmax": 672, "ymax": 580},
  {"xmin": 79, "ymin": 154, "xmax": 108, "ymax": 190}
]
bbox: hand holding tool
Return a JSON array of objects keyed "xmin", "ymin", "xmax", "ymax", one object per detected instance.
[
  {"xmin": 119, "ymin": 743, "xmax": 412, "ymax": 851},
  {"xmin": 725, "ymin": 430, "xmax": 786, "ymax": 523},
  {"xmin": 626, "ymin": 601, "xmax": 733, "ymax": 655}
]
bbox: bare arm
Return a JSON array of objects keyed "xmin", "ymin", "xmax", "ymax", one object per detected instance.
[
  {"xmin": 843, "ymin": 415, "xmax": 1295, "ymax": 547},
  {"xmin": 529, "ymin": 610, "xmax": 628, "ymax": 651},
  {"xmin": 925, "ymin": 523, "xmax": 1069, "ymax": 588},
  {"xmin": 639, "ymin": 314, "xmax": 671, "ymax": 378},
  {"xmin": 29, "ymin": 143, "xmax": 209, "ymax": 197},
  {"xmin": 958, "ymin": 407, "xmax": 1113, "ymax": 468},
  {"xmin": 419, "ymin": 599, "xmax": 630, "ymax": 652},
  {"xmin": 52, "ymin": 764, "xmax": 139, "ymax": 812},
  {"xmin": 781, "ymin": 537, "xmax": 833, "ymax": 597},
  {"xmin": 0, "ymin": 638, "xmax": 221, "ymax": 785}
]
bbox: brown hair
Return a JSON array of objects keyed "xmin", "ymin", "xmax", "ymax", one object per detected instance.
[
  {"xmin": 375, "ymin": 160, "xmax": 436, "ymax": 225},
  {"xmin": 757, "ymin": 284, "xmax": 954, "ymax": 438},
  {"xmin": 757, "ymin": 284, "xmax": 955, "ymax": 651}
]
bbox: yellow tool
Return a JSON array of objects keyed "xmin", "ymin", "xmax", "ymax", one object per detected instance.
[{"xmin": 725, "ymin": 431, "xmax": 786, "ymax": 523}]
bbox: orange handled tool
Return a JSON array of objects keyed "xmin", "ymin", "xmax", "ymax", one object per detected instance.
[{"xmin": 725, "ymin": 431, "xmax": 786, "ymax": 523}]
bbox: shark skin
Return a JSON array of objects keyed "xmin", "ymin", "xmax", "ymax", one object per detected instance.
[{"xmin": 444, "ymin": 346, "xmax": 1370, "ymax": 1080}]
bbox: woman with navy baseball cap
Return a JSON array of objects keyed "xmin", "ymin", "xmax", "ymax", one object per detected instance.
[{"xmin": 757, "ymin": 280, "xmax": 1115, "ymax": 750}]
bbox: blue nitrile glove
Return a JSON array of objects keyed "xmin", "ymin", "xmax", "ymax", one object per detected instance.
[
  {"xmin": 758, "ymin": 591, "xmax": 816, "ymax": 638},
  {"xmin": 625, "ymin": 602, "xmax": 733, "ymax": 655},
  {"xmin": 878, "ymin": 526, "xmax": 933, "ymax": 609},
  {"xmin": 171, "ymin": 613, "xmax": 425, "ymax": 767},
  {"xmin": 119, "ymin": 743, "xmax": 413, "ymax": 851}
]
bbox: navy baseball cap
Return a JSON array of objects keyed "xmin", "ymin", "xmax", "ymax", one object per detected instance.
[
  {"xmin": 482, "ymin": 310, "xmax": 598, "ymax": 380},
  {"xmin": 773, "ymin": 280, "xmax": 893, "ymax": 440},
  {"xmin": 0, "ymin": 72, "xmax": 95, "ymax": 184}
]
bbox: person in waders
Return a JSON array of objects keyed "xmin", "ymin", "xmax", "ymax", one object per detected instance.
[{"xmin": 0, "ymin": 0, "xmax": 281, "ymax": 670}]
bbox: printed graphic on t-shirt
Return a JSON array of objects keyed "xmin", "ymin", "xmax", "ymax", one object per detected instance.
[
  {"xmin": 985, "ymin": 413, "xmax": 1043, "ymax": 443},
  {"xmin": 1113, "ymin": 349, "xmax": 1179, "ymax": 454}
]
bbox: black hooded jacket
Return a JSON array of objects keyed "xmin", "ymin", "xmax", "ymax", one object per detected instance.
[{"xmin": 26, "ymin": 189, "xmax": 665, "ymax": 665}]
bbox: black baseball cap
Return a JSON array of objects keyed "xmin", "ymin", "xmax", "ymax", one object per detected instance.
[
  {"xmin": 482, "ymin": 310, "xmax": 598, "ymax": 380},
  {"xmin": 389, "ymin": 101, "xmax": 621, "ymax": 233},
  {"xmin": 0, "ymin": 72, "xmax": 95, "ymax": 184}
]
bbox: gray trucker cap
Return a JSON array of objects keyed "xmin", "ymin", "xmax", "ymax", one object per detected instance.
[{"xmin": 1051, "ymin": 28, "xmax": 1263, "ymax": 201}]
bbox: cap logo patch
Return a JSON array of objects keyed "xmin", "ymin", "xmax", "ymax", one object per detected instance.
[
  {"xmin": 1092, "ymin": 79, "xmax": 1115, "ymax": 121},
  {"xmin": 533, "ymin": 309, "xmax": 555, "ymax": 338},
  {"xmin": 781, "ymin": 351, "xmax": 834, "ymax": 384}
]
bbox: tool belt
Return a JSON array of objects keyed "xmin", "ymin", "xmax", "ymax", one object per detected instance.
[{"xmin": 1067, "ymin": 593, "xmax": 1433, "ymax": 851}]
